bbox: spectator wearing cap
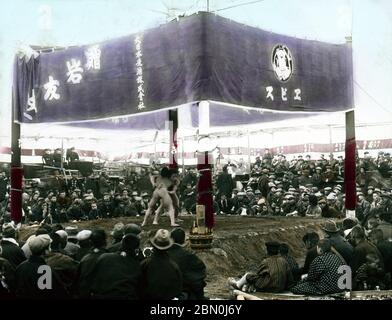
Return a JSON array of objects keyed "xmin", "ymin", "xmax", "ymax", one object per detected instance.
[
  {"xmin": 16, "ymin": 234, "xmax": 67, "ymax": 299},
  {"xmin": 45, "ymin": 232, "xmax": 79, "ymax": 296},
  {"xmin": 168, "ymin": 228, "xmax": 207, "ymax": 300},
  {"xmin": 321, "ymin": 220, "xmax": 353, "ymax": 265},
  {"xmin": 106, "ymin": 223, "xmax": 142, "ymax": 257},
  {"xmin": 64, "ymin": 226, "xmax": 81, "ymax": 258},
  {"xmin": 98, "ymin": 192, "xmax": 114, "ymax": 218},
  {"xmin": 320, "ymin": 195, "xmax": 343, "ymax": 219},
  {"xmin": 74, "ymin": 230, "xmax": 93, "ymax": 261},
  {"xmin": 75, "ymin": 229, "xmax": 108, "ymax": 298},
  {"xmin": 140, "ymin": 229, "xmax": 182, "ymax": 300},
  {"xmin": 232, "ymin": 191, "xmax": 249, "ymax": 215},
  {"xmin": 291, "ymin": 239, "xmax": 346, "ymax": 295},
  {"xmin": 366, "ymin": 186, "xmax": 375, "ymax": 203},
  {"xmin": 106, "ymin": 223, "xmax": 124, "ymax": 252},
  {"xmin": 90, "ymin": 234, "xmax": 142, "ymax": 300},
  {"xmin": 229, "ymin": 241, "xmax": 294, "ymax": 293},
  {"xmin": 0, "ymin": 223, "xmax": 26, "ymax": 268}
]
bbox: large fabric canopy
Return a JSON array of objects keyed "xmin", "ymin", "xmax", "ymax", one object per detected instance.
[{"xmin": 13, "ymin": 12, "xmax": 353, "ymax": 125}]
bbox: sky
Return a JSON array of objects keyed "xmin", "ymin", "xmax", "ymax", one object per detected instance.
[{"xmin": 0, "ymin": 0, "xmax": 391, "ymax": 145}]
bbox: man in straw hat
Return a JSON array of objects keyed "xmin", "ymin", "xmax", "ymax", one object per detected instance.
[
  {"xmin": 140, "ymin": 229, "xmax": 182, "ymax": 300},
  {"xmin": 321, "ymin": 220, "xmax": 353, "ymax": 265}
]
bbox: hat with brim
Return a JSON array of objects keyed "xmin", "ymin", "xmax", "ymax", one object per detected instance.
[
  {"xmin": 150, "ymin": 229, "xmax": 174, "ymax": 250},
  {"xmin": 321, "ymin": 220, "xmax": 340, "ymax": 233},
  {"xmin": 141, "ymin": 192, "xmax": 149, "ymax": 197},
  {"xmin": 254, "ymin": 190, "xmax": 261, "ymax": 195},
  {"xmin": 65, "ymin": 226, "xmax": 79, "ymax": 240}
]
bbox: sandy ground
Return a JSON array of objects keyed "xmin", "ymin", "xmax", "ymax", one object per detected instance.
[{"xmin": 19, "ymin": 215, "xmax": 325, "ymax": 299}]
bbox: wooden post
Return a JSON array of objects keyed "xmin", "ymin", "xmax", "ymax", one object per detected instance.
[
  {"xmin": 169, "ymin": 109, "xmax": 178, "ymax": 170},
  {"xmin": 345, "ymin": 110, "xmax": 356, "ymax": 217},
  {"xmin": 197, "ymin": 101, "xmax": 214, "ymax": 229}
]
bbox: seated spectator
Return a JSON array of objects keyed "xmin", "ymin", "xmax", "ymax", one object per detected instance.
[
  {"xmin": 0, "ymin": 223, "xmax": 26, "ymax": 268},
  {"xmin": 106, "ymin": 223, "xmax": 142, "ymax": 255},
  {"xmin": 106, "ymin": 223, "xmax": 124, "ymax": 252},
  {"xmin": 279, "ymin": 243, "xmax": 301, "ymax": 281},
  {"xmin": 74, "ymin": 229, "xmax": 107, "ymax": 298},
  {"xmin": 291, "ymin": 239, "xmax": 346, "ymax": 295},
  {"xmin": 321, "ymin": 220, "xmax": 353, "ymax": 265},
  {"xmin": 64, "ymin": 226, "xmax": 81, "ymax": 259},
  {"xmin": 301, "ymin": 231, "xmax": 320, "ymax": 275},
  {"xmin": 45, "ymin": 232, "xmax": 79, "ymax": 296},
  {"xmin": 16, "ymin": 234, "xmax": 67, "ymax": 299},
  {"xmin": 168, "ymin": 228, "xmax": 207, "ymax": 300},
  {"xmin": 228, "ymin": 241, "xmax": 293, "ymax": 293},
  {"xmin": 377, "ymin": 213, "xmax": 392, "ymax": 241},
  {"xmin": 140, "ymin": 229, "xmax": 182, "ymax": 300},
  {"xmin": 74, "ymin": 230, "xmax": 92, "ymax": 261},
  {"xmin": 349, "ymin": 225, "xmax": 385, "ymax": 279},
  {"xmin": 88, "ymin": 202, "xmax": 102, "ymax": 220},
  {"xmin": 368, "ymin": 229, "xmax": 392, "ymax": 283},
  {"xmin": 306, "ymin": 195, "xmax": 322, "ymax": 217},
  {"xmin": 354, "ymin": 253, "xmax": 389, "ymax": 290},
  {"xmin": 218, "ymin": 194, "xmax": 232, "ymax": 215},
  {"xmin": 90, "ymin": 234, "xmax": 142, "ymax": 299}
]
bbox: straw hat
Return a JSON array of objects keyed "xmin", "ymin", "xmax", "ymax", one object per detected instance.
[{"xmin": 150, "ymin": 229, "xmax": 174, "ymax": 250}]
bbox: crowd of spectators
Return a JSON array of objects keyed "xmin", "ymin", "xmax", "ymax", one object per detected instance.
[
  {"xmin": 229, "ymin": 217, "xmax": 392, "ymax": 295},
  {"xmin": 0, "ymin": 222, "xmax": 207, "ymax": 299}
]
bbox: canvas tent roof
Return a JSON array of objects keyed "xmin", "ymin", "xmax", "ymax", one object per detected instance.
[{"xmin": 13, "ymin": 12, "xmax": 353, "ymax": 128}]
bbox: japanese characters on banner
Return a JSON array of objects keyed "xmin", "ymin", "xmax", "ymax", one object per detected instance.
[{"xmin": 13, "ymin": 12, "xmax": 353, "ymax": 125}]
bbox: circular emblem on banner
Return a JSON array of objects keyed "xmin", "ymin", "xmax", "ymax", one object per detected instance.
[{"xmin": 272, "ymin": 44, "xmax": 293, "ymax": 82}]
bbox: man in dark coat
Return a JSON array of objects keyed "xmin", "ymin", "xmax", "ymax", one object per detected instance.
[
  {"xmin": 0, "ymin": 223, "xmax": 26, "ymax": 268},
  {"xmin": 216, "ymin": 165, "xmax": 234, "ymax": 198},
  {"xmin": 291, "ymin": 239, "xmax": 346, "ymax": 295},
  {"xmin": 349, "ymin": 225, "xmax": 384, "ymax": 278},
  {"xmin": 168, "ymin": 228, "xmax": 207, "ymax": 300},
  {"xmin": 90, "ymin": 234, "xmax": 142, "ymax": 299},
  {"xmin": 44, "ymin": 233, "xmax": 79, "ymax": 296},
  {"xmin": 74, "ymin": 229, "xmax": 107, "ymax": 298},
  {"xmin": 140, "ymin": 229, "xmax": 182, "ymax": 300},
  {"xmin": 321, "ymin": 220, "xmax": 353, "ymax": 265},
  {"xmin": 229, "ymin": 241, "xmax": 294, "ymax": 293},
  {"xmin": 106, "ymin": 224, "xmax": 142, "ymax": 255},
  {"xmin": 15, "ymin": 234, "xmax": 67, "ymax": 299},
  {"xmin": 369, "ymin": 229, "xmax": 392, "ymax": 276}
]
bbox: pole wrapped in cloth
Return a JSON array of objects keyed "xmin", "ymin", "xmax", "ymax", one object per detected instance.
[{"xmin": 344, "ymin": 110, "xmax": 356, "ymax": 212}]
